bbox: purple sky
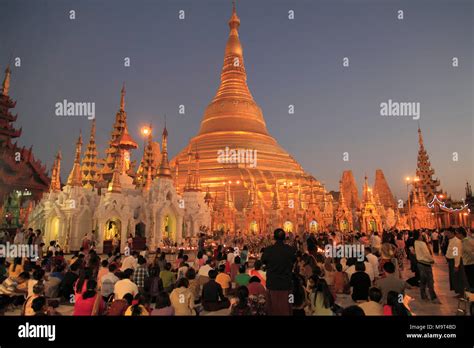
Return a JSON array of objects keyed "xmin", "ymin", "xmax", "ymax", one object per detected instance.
[{"xmin": 0, "ymin": 0, "xmax": 472, "ymax": 200}]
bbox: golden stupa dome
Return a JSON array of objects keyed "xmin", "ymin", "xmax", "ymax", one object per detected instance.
[{"xmin": 171, "ymin": 3, "xmax": 325, "ymax": 211}]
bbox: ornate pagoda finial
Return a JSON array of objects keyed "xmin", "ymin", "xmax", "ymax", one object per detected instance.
[
  {"xmin": 108, "ymin": 155, "xmax": 122, "ymax": 193},
  {"xmin": 120, "ymin": 83, "xmax": 126, "ymax": 111},
  {"xmin": 50, "ymin": 150, "xmax": 62, "ymax": 192},
  {"xmin": 2, "ymin": 65, "xmax": 11, "ymax": 96},
  {"xmin": 67, "ymin": 131, "xmax": 83, "ymax": 187},
  {"xmin": 157, "ymin": 122, "xmax": 172, "ymax": 178},
  {"xmin": 193, "ymin": 143, "xmax": 201, "ymax": 191}
]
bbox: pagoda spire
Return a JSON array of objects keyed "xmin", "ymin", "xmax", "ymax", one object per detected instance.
[
  {"xmin": 136, "ymin": 124, "xmax": 157, "ymax": 188},
  {"xmin": 67, "ymin": 131, "xmax": 83, "ymax": 187},
  {"xmin": 143, "ymin": 165, "xmax": 152, "ymax": 192},
  {"xmin": 157, "ymin": 122, "xmax": 172, "ymax": 178},
  {"xmin": 108, "ymin": 155, "xmax": 122, "ymax": 193},
  {"xmin": 102, "ymin": 84, "xmax": 136, "ymax": 180},
  {"xmin": 184, "ymin": 146, "xmax": 193, "ymax": 191},
  {"xmin": 82, "ymin": 120, "xmax": 100, "ymax": 189},
  {"xmin": 50, "ymin": 150, "xmax": 62, "ymax": 192},
  {"xmin": 338, "ymin": 180, "xmax": 346, "ymax": 206},
  {"xmin": 174, "ymin": 158, "xmax": 180, "ymax": 194},
  {"xmin": 193, "ymin": 144, "xmax": 201, "ymax": 191},
  {"xmin": 120, "ymin": 83, "xmax": 125, "ymax": 112},
  {"xmin": 197, "ymin": 1, "xmax": 269, "ymax": 136},
  {"xmin": 2, "ymin": 66, "xmax": 11, "ymax": 96},
  {"xmin": 415, "ymin": 126, "xmax": 440, "ymax": 201}
]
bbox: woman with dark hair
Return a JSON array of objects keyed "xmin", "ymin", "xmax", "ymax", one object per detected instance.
[
  {"xmin": 8, "ymin": 257, "xmax": 24, "ymax": 279},
  {"xmin": 291, "ymin": 273, "xmax": 307, "ymax": 316},
  {"xmin": 384, "ymin": 291, "xmax": 411, "ymax": 316},
  {"xmin": 74, "ymin": 268, "xmax": 93, "ymax": 297},
  {"xmin": 309, "ymin": 277, "xmax": 334, "ymax": 316},
  {"xmin": 249, "ymin": 259, "xmax": 266, "ymax": 287},
  {"xmin": 230, "ymin": 286, "xmax": 252, "ymax": 316},
  {"xmin": 27, "ymin": 268, "xmax": 45, "ymax": 298},
  {"xmin": 73, "ymin": 280, "xmax": 105, "ymax": 316},
  {"xmin": 125, "ymin": 294, "xmax": 150, "ymax": 316},
  {"xmin": 151, "ymin": 291, "xmax": 175, "ymax": 316},
  {"xmin": 175, "ymin": 249, "xmax": 185, "ymax": 270}
]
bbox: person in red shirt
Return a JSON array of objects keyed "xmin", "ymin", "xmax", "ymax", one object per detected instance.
[{"xmin": 247, "ymin": 276, "xmax": 266, "ymax": 296}]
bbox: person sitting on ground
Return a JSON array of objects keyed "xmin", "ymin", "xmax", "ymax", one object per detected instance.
[
  {"xmin": 230, "ymin": 286, "xmax": 252, "ymax": 316},
  {"xmin": 23, "ymin": 282, "xmax": 45, "ymax": 316},
  {"xmin": 201, "ymin": 269, "xmax": 230, "ymax": 312},
  {"xmin": 125, "ymin": 294, "xmax": 150, "ymax": 316},
  {"xmin": 349, "ymin": 262, "xmax": 371, "ymax": 303},
  {"xmin": 197, "ymin": 259, "xmax": 213, "ymax": 287},
  {"xmin": 159, "ymin": 262, "xmax": 176, "ymax": 293},
  {"xmin": 114, "ymin": 269, "xmax": 139, "ymax": 300},
  {"xmin": 308, "ymin": 276, "xmax": 335, "ymax": 316},
  {"xmin": 374, "ymin": 262, "xmax": 408, "ymax": 304},
  {"xmin": 333, "ymin": 263, "xmax": 349, "ymax": 294},
  {"xmin": 247, "ymin": 276, "xmax": 266, "ymax": 297},
  {"xmin": 340, "ymin": 305, "xmax": 366, "ymax": 316},
  {"xmin": 100, "ymin": 264, "xmax": 120, "ymax": 302},
  {"xmin": 177, "ymin": 255, "xmax": 189, "ymax": 280},
  {"xmin": 186, "ymin": 268, "xmax": 201, "ymax": 303},
  {"xmin": 170, "ymin": 278, "xmax": 195, "ymax": 316},
  {"xmin": 230, "ymin": 256, "xmax": 241, "ymax": 282},
  {"xmin": 132, "ymin": 255, "xmax": 149, "ymax": 294},
  {"xmin": 73, "ymin": 280, "xmax": 105, "ymax": 316},
  {"xmin": 235, "ymin": 265, "xmax": 251, "ymax": 287},
  {"xmin": 106, "ymin": 293, "xmax": 133, "ymax": 316},
  {"xmin": 97, "ymin": 260, "xmax": 109, "ymax": 284},
  {"xmin": 215, "ymin": 264, "xmax": 231, "ymax": 296},
  {"xmin": 383, "ymin": 290, "xmax": 411, "ymax": 316},
  {"xmin": 249, "ymin": 260, "xmax": 266, "ymax": 287},
  {"xmin": 151, "ymin": 291, "xmax": 175, "ymax": 316},
  {"xmin": 120, "ymin": 251, "xmax": 138, "ymax": 272},
  {"xmin": 58, "ymin": 263, "xmax": 79, "ymax": 302},
  {"xmin": 357, "ymin": 287, "xmax": 383, "ymax": 316}
]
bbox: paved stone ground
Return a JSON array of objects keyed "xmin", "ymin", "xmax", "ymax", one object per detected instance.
[{"xmin": 336, "ymin": 255, "xmax": 460, "ymax": 315}]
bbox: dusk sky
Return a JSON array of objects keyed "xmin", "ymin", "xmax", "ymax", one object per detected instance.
[{"xmin": 0, "ymin": 0, "xmax": 472, "ymax": 200}]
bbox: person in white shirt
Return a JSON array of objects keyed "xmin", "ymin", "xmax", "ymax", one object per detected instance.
[
  {"xmin": 365, "ymin": 247, "xmax": 379, "ymax": 279},
  {"xmin": 120, "ymin": 252, "xmax": 138, "ymax": 271},
  {"xmin": 445, "ymin": 229, "xmax": 464, "ymax": 296},
  {"xmin": 414, "ymin": 230, "xmax": 440, "ymax": 303},
  {"xmin": 114, "ymin": 269, "xmax": 138, "ymax": 300},
  {"xmin": 100, "ymin": 264, "xmax": 120, "ymax": 299},
  {"xmin": 13, "ymin": 229, "xmax": 25, "ymax": 245},
  {"xmin": 370, "ymin": 232, "xmax": 382, "ymax": 255}
]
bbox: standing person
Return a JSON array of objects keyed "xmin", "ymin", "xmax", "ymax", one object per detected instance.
[
  {"xmin": 457, "ymin": 228, "xmax": 474, "ymax": 291},
  {"xmin": 431, "ymin": 230, "xmax": 439, "ymax": 255},
  {"xmin": 445, "ymin": 228, "xmax": 464, "ymax": 297},
  {"xmin": 198, "ymin": 233, "xmax": 205, "ymax": 254},
  {"xmin": 413, "ymin": 231, "xmax": 440, "ymax": 303},
  {"xmin": 261, "ymin": 228, "xmax": 296, "ymax": 316},
  {"xmin": 112, "ymin": 234, "xmax": 120, "ymax": 255}
]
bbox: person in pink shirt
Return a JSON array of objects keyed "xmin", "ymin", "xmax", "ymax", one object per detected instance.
[{"xmin": 73, "ymin": 280, "xmax": 105, "ymax": 316}]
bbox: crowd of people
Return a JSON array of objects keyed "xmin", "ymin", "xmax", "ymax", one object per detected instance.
[{"xmin": 0, "ymin": 225, "xmax": 472, "ymax": 316}]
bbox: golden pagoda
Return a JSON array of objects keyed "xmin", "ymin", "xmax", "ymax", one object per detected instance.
[
  {"xmin": 171, "ymin": 3, "xmax": 329, "ymax": 233},
  {"xmin": 102, "ymin": 84, "xmax": 138, "ymax": 181},
  {"xmin": 67, "ymin": 132, "xmax": 83, "ymax": 187},
  {"xmin": 82, "ymin": 120, "xmax": 101, "ymax": 189}
]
